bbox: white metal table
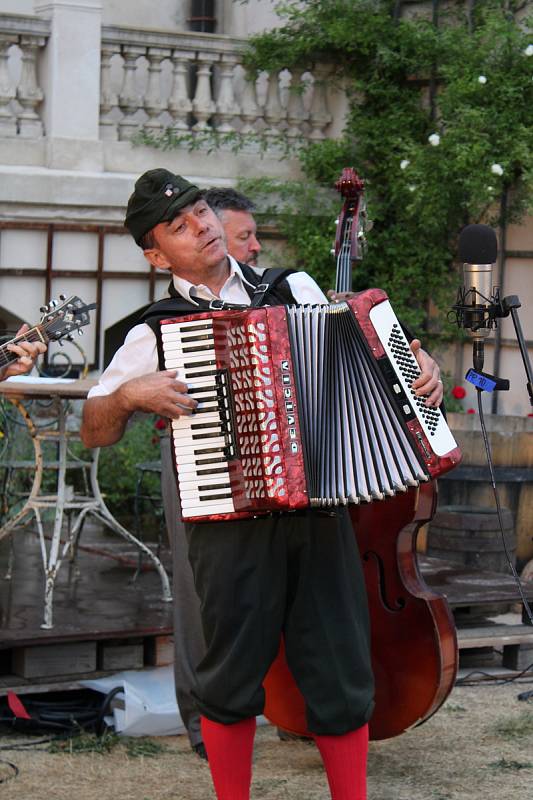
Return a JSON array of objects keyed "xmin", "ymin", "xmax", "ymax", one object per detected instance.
[{"xmin": 0, "ymin": 377, "xmax": 171, "ymax": 628}]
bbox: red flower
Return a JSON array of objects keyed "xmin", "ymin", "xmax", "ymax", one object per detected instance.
[
  {"xmin": 154, "ymin": 417, "xmax": 167, "ymax": 431},
  {"xmin": 467, "ymin": 408, "xmax": 476, "ymax": 414},
  {"xmin": 451, "ymin": 386, "xmax": 466, "ymax": 399}
]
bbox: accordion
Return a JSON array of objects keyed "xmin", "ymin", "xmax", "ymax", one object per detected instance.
[{"xmin": 159, "ymin": 288, "xmax": 461, "ymax": 522}]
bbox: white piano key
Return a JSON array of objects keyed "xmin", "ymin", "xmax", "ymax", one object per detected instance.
[
  {"xmin": 172, "ymin": 412, "xmax": 223, "ymax": 428},
  {"xmin": 177, "ymin": 457, "xmax": 228, "ymax": 471},
  {"xmin": 180, "ymin": 484, "xmax": 232, "ymax": 500},
  {"xmin": 181, "ymin": 500, "xmax": 236, "ymax": 516},
  {"xmin": 162, "ymin": 321, "xmax": 214, "ymax": 334},
  {"xmin": 173, "ymin": 427, "xmax": 227, "ymax": 442},
  {"xmin": 174, "ymin": 448, "xmax": 227, "ymax": 465},
  {"xmin": 178, "ymin": 464, "xmax": 230, "ymax": 479},
  {"xmin": 178, "ymin": 470, "xmax": 230, "ymax": 493},
  {"xmin": 174, "ymin": 436, "xmax": 228, "ymax": 453}
]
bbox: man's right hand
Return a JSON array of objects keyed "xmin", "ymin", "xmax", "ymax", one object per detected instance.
[
  {"xmin": 118, "ymin": 370, "xmax": 197, "ymax": 418},
  {"xmin": 81, "ymin": 370, "xmax": 198, "ymax": 449}
]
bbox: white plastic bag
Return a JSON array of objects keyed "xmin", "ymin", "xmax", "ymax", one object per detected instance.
[{"xmin": 81, "ymin": 665, "xmax": 186, "ymax": 736}]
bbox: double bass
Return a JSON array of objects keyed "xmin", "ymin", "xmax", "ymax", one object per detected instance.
[{"xmin": 262, "ymin": 167, "xmax": 458, "ymax": 740}]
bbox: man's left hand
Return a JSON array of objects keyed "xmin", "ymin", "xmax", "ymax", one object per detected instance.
[
  {"xmin": 0, "ymin": 324, "xmax": 47, "ymax": 381},
  {"xmin": 327, "ymin": 290, "xmax": 443, "ymax": 407},
  {"xmin": 410, "ymin": 339, "xmax": 443, "ymax": 407}
]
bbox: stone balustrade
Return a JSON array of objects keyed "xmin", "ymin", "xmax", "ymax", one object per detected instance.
[
  {"xmin": 0, "ymin": 14, "xmax": 49, "ymax": 138},
  {"xmin": 100, "ymin": 26, "xmax": 333, "ymax": 146},
  {"xmin": 0, "ymin": 14, "xmax": 334, "ymax": 154}
]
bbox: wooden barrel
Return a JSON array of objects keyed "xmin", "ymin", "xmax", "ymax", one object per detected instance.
[
  {"xmin": 441, "ymin": 413, "xmax": 533, "ymax": 570},
  {"xmin": 426, "ymin": 505, "xmax": 515, "ymax": 573}
]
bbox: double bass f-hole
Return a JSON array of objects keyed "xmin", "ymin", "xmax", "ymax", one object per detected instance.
[{"xmin": 363, "ymin": 550, "xmax": 407, "ymax": 613}]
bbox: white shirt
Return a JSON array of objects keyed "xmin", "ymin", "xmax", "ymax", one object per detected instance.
[{"xmin": 89, "ymin": 256, "xmax": 328, "ymax": 398}]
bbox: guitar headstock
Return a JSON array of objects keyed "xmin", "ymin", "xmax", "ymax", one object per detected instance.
[{"xmin": 39, "ymin": 295, "xmax": 96, "ymax": 342}]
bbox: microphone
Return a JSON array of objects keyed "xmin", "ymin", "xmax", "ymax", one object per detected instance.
[{"xmin": 455, "ymin": 224, "xmax": 499, "ymax": 372}]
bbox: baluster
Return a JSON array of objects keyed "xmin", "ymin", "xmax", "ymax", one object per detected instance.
[
  {"xmin": 285, "ymin": 69, "xmax": 309, "ymax": 142},
  {"xmin": 239, "ymin": 73, "xmax": 259, "ymax": 135},
  {"xmin": 118, "ymin": 44, "xmax": 145, "ymax": 141},
  {"xmin": 215, "ymin": 54, "xmax": 238, "ymax": 133},
  {"xmin": 168, "ymin": 50, "xmax": 193, "ymax": 131},
  {"xmin": 263, "ymin": 70, "xmax": 285, "ymax": 138},
  {"xmin": 143, "ymin": 47, "xmax": 170, "ymax": 132},
  {"xmin": 17, "ymin": 35, "xmax": 45, "ymax": 138},
  {"xmin": 99, "ymin": 44, "xmax": 119, "ymax": 141},
  {"xmin": 308, "ymin": 66, "xmax": 332, "ymax": 141},
  {"xmin": 192, "ymin": 53, "xmax": 217, "ymax": 132},
  {"xmin": 0, "ymin": 35, "xmax": 17, "ymax": 137}
]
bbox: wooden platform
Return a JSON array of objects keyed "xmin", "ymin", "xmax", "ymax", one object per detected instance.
[
  {"xmin": 420, "ymin": 555, "xmax": 533, "ymax": 674},
  {"xmin": 1, "ymin": 526, "xmax": 533, "ymax": 693},
  {"xmin": 419, "ymin": 555, "xmax": 533, "ymax": 609},
  {"xmin": 0, "ymin": 519, "xmax": 173, "ymax": 692}
]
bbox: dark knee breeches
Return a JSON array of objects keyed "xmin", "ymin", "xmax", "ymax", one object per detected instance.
[{"xmin": 186, "ymin": 509, "xmax": 374, "ymax": 735}]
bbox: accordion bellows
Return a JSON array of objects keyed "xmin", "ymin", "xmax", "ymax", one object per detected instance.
[{"xmin": 160, "ymin": 289, "xmax": 461, "ymax": 521}]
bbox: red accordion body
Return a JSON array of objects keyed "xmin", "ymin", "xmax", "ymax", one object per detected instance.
[{"xmin": 160, "ymin": 289, "xmax": 461, "ymax": 522}]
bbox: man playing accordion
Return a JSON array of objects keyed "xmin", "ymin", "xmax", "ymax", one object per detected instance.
[{"xmin": 81, "ymin": 169, "xmax": 443, "ymax": 800}]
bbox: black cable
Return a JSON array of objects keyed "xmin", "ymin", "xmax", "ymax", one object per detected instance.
[
  {"xmin": 0, "ymin": 734, "xmax": 66, "ymax": 751},
  {"xmin": 95, "ymin": 686, "xmax": 124, "ymax": 737},
  {"xmin": 0, "ymin": 687, "xmax": 121, "ymax": 740},
  {"xmin": 456, "ymin": 660, "xmax": 533, "ymax": 686},
  {"xmin": 477, "ymin": 388, "xmax": 533, "ymax": 625}
]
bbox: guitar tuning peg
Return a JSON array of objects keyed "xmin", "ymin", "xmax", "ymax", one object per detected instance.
[
  {"xmin": 59, "ymin": 294, "xmax": 66, "ymax": 301},
  {"xmin": 330, "ymin": 248, "xmax": 336, "ymax": 256},
  {"xmin": 78, "ymin": 329, "xmax": 84, "ymax": 336},
  {"xmin": 58, "ymin": 340, "xmax": 64, "ymax": 347},
  {"xmin": 40, "ymin": 306, "xmax": 47, "ymax": 313},
  {"xmin": 50, "ymin": 299, "xmax": 58, "ymax": 308},
  {"xmin": 334, "ymin": 218, "xmax": 339, "ymax": 225}
]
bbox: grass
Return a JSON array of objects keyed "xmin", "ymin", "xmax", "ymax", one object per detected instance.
[
  {"xmin": 492, "ymin": 710, "xmax": 533, "ymax": 740},
  {"xmin": 49, "ymin": 733, "xmax": 171, "ymax": 758},
  {"xmin": 488, "ymin": 758, "xmax": 533, "ymax": 771}
]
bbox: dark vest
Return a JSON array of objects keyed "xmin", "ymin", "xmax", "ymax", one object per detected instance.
[{"xmin": 139, "ymin": 262, "xmax": 298, "ymax": 370}]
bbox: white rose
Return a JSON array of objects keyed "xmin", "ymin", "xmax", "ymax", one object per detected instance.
[
  {"xmin": 400, "ymin": 159, "xmax": 410, "ymax": 170},
  {"xmin": 524, "ymin": 44, "xmax": 533, "ymax": 56},
  {"xmin": 491, "ymin": 163, "xmax": 504, "ymax": 176},
  {"xmin": 478, "ymin": 75, "xmax": 487, "ymax": 84},
  {"xmin": 428, "ymin": 133, "xmax": 440, "ymax": 146}
]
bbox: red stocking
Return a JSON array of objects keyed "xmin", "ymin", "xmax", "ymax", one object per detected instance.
[
  {"xmin": 314, "ymin": 723, "xmax": 369, "ymax": 800},
  {"xmin": 201, "ymin": 716, "xmax": 256, "ymax": 800}
]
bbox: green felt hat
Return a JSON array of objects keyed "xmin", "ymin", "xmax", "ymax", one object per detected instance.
[{"xmin": 124, "ymin": 168, "xmax": 202, "ymax": 245}]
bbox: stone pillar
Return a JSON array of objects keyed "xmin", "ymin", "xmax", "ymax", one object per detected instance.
[
  {"xmin": 34, "ymin": 0, "xmax": 104, "ymax": 169},
  {"xmin": 192, "ymin": 53, "xmax": 217, "ymax": 132},
  {"xmin": 0, "ymin": 34, "xmax": 17, "ymax": 137}
]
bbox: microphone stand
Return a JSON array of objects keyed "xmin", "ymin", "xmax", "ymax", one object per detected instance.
[
  {"xmin": 501, "ymin": 295, "xmax": 533, "ymax": 408},
  {"xmin": 451, "ymin": 291, "xmax": 533, "ymax": 629}
]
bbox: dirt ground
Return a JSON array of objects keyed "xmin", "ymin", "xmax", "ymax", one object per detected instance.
[{"xmin": 1, "ymin": 681, "xmax": 532, "ymax": 800}]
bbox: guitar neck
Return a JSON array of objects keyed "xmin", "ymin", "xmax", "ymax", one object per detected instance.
[{"xmin": 0, "ymin": 327, "xmax": 47, "ymax": 368}]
